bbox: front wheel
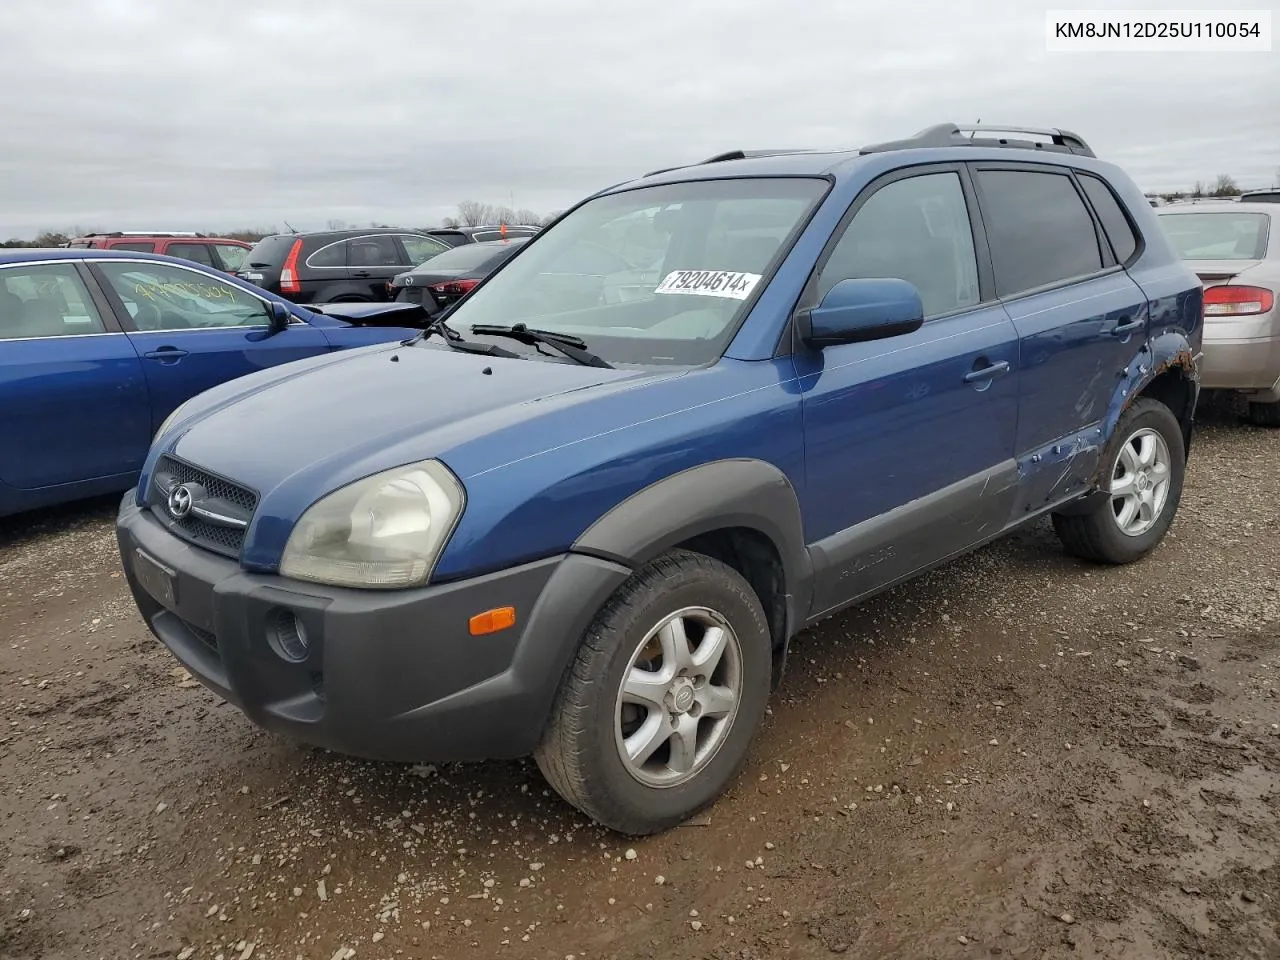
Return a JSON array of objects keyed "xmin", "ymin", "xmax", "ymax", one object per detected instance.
[
  {"xmin": 535, "ymin": 550, "xmax": 772, "ymax": 835},
  {"xmin": 1052, "ymin": 397, "xmax": 1186, "ymax": 564}
]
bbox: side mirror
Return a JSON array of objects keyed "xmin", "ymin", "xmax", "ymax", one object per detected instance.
[
  {"xmin": 799, "ymin": 278, "xmax": 925, "ymax": 348},
  {"xmin": 267, "ymin": 300, "xmax": 292, "ymax": 335}
]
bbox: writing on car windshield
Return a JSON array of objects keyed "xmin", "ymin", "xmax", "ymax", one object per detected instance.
[{"xmin": 447, "ymin": 177, "xmax": 827, "ymax": 366}]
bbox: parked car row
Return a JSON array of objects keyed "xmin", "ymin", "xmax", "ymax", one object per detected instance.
[{"xmin": 235, "ymin": 224, "xmax": 542, "ymax": 305}]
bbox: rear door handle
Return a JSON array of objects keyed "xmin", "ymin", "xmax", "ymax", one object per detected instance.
[
  {"xmin": 352, "ymin": 270, "xmax": 372, "ymax": 278},
  {"xmin": 1113, "ymin": 317, "xmax": 1144, "ymax": 336},
  {"xmin": 143, "ymin": 347, "xmax": 189, "ymax": 363},
  {"xmin": 964, "ymin": 360, "xmax": 1011, "ymax": 383}
]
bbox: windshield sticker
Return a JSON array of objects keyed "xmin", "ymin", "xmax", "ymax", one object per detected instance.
[{"xmin": 654, "ymin": 270, "xmax": 762, "ymax": 300}]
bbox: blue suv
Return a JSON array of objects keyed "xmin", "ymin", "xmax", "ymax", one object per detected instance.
[{"xmin": 116, "ymin": 124, "xmax": 1203, "ymax": 835}]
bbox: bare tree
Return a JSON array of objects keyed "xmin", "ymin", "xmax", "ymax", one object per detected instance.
[
  {"xmin": 440, "ymin": 216, "xmax": 459, "ymax": 228},
  {"xmin": 456, "ymin": 200, "xmax": 493, "ymax": 227},
  {"xmin": 515, "ymin": 208, "xmax": 542, "ymax": 225},
  {"xmin": 1211, "ymin": 173, "xmax": 1240, "ymax": 197},
  {"xmin": 540, "ymin": 210, "xmax": 563, "ymax": 226},
  {"xmin": 1191, "ymin": 180, "xmax": 1205, "ymax": 197}
]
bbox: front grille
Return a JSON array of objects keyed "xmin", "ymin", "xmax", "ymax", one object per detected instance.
[{"xmin": 150, "ymin": 456, "xmax": 258, "ymax": 558}]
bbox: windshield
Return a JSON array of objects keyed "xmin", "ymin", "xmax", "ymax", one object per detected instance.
[
  {"xmin": 443, "ymin": 177, "xmax": 828, "ymax": 366},
  {"xmin": 244, "ymin": 235, "xmax": 295, "ymax": 267},
  {"xmin": 1159, "ymin": 212, "xmax": 1270, "ymax": 260}
]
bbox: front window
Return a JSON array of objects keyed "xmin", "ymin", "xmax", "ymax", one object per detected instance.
[
  {"xmin": 95, "ymin": 261, "xmax": 271, "ymax": 330},
  {"xmin": 1159, "ymin": 212, "xmax": 1270, "ymax": 260},
  {"xmin": 442, "ymin": 177, "xmax": 828, "ymax": 366}
]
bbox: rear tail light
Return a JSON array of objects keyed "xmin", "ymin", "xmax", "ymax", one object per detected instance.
[
  {"xmin": 1203, "ymin": 285, "xmax": 1274, "ymax": 317},
  {"xmin": 427, "ymin": 278, "xmax": 481, "ymax": 297},
  {"xmin": 279, "ymin": 239, "xmax": 304, "ymax": 294}
]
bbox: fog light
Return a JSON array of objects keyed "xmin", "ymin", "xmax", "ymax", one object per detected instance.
[{"xmin": 269, "ymin": 608, "xmax": 310, "ymax": 662}]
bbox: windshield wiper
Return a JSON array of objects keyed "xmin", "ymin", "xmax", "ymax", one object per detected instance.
[
  {"xmin": 469, "ymin": 323, "xmax": 614, "ymax": 368},
  {"xmin": 401, "ymin": 316, "xmax": 522, "ymax": 359}
]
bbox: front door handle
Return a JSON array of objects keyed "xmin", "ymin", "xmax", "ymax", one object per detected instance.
[
  {"xmin": 352, "ymin": 270, "xmax": 372, "ymax": 278},
  {"xmin": 1113, "ymin": 317, "xmax": 1144, "ymax": 336},
  {"xmin": 143, "ymin": 347, "xmax": 189, "ymax": 363},
  {"xmin": 964, "ymin": 360, "xmax": 1011, "ymax": 384}
]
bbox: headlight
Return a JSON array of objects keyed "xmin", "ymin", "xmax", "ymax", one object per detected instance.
[
  {"xmin": 155, "ymin": 399, "xmax": 195, "ymax": 440},
  {"xmin": 280, "ymin": 460, "xmax": 465, "ymax": 590}
]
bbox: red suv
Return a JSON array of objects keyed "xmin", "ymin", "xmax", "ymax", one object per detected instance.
[{"xmin": 67, "ymin": 233, "xmax": 252, "ymax": 274}]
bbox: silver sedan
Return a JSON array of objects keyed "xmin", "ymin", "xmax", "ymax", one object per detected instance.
[{"xmin": 1159, "ymin": 201, "xmax": 1279, "ymax": 425}]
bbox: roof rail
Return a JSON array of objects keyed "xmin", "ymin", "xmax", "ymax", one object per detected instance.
[
  {"xmin": 644, "ymin": 148, "xmax": 813, "ymax": 178},
  {"xmin": 79, "ymin": 231, "xmax": 202, "ymax": 238},
  {"xmin": 860, "ymin": 123, "xmax": 1096, "ymax": 158}
]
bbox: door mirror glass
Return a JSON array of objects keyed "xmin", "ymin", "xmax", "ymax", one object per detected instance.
[
  {"xmin": 267, "ymin": 300, "xmax": 291, "ymax": 334},
  {"xmin": 802, "ymin": 277, "xmax": 924, "ymax": 347}
]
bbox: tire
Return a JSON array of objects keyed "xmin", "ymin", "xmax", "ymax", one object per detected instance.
[
  {"xmin": 1246, "ymin": 399, "xmax": 1280, "ymax": 427},
  {"xmin": 535, "ymin": 549, "xmax": 772, "ymax": 835},
  {"xmin": 1052, "ymin": 398, "xmax": 1186, "ymax": 565}
]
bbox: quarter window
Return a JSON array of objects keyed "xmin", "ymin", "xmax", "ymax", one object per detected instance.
[
  {"xmin": 1078, "ymin": 174, "xmax": 1139, "ymax": 264},
  {"xmin": 0, "ymin": 264, "xmax": 108, "ymax": 339},
  {"xmin": 307, "ymin": 242, "xmax": 347, "ymax": 268},
  {"xmin": 976, "ymin": 170, "xmax": 1104, "ymax": 297},
  {"xmin": 95, "ymin": 262, "xmax": 270, "ymax": 331},
  {"xmin": 214, "ymin": 244, "xmax": 249, "ymax": 272},
  {"xmin": 817, "ymin": 172, "xmax": 981, "ymax": 317}
]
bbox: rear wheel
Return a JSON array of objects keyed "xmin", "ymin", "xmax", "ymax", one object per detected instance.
[
  {"xmin": 1052, "ymin": 398, "xmax": 1185, "ymax": 564},
  {"xmin": 535, "ymin": 550, "xmax": 771, "ymax": 835},
  {"xmin": 1246, "ymin": 399, "xmax": 1280, "ymax": 427}
]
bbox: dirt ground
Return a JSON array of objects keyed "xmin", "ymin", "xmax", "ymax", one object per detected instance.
[{"xmin": 2, "ymin": 405, "xmax": 1277, "ymax": 960}]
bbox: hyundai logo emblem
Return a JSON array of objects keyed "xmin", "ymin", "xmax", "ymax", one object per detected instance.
[{"xmin": 167, "ymin": 483, "xmax": 194, "ymax": 520}]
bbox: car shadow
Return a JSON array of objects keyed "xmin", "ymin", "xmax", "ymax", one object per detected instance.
[{"xmin": 0, "ymin": 493, "xmax": 119, "ymax": 552}]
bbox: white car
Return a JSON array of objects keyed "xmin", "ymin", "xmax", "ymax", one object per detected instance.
[{"xmin": 1159, "ymin": 201, "xmax": 1279, "ymax": 425}]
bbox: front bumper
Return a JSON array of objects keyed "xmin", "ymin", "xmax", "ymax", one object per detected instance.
[{"xmin": 117, "ymin": 493, "xmax": 630, "ymax": 762}]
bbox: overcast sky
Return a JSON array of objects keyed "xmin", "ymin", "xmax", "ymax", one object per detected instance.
[{"xmin": 0, "ymin": 0, "xmax": 1275, "ymax": 239}]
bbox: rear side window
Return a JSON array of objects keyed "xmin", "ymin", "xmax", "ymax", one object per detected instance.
[
  {"xmin": 0, "ymin": 263, "xmax": 108, "ymax": 339},
  {"xmin": 166, "ymin": 242, "xmax": 217, "ymax": 267},
  {"xmin": 1078, "ymin": 174, "xmax": 1139, "ymax": 264},
  {"xmin": 348, "ymin": 235, "xmax": 403, "ymax": 266},
  {"xmin": 307, "ymin": 241, "xmax": 347, "ymax": 267},
  {"xmin": 976, "ymin": 170, "xmax": 1103, "ymax": 297}
]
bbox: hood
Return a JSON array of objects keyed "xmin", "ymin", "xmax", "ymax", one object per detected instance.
[{"xmin": 165, "ymin": 342, "xmax": 658, "ymax": 500}]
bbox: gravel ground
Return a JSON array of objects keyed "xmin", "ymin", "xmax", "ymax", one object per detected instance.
[{"xmin": 1, "ymin": 405, "xmax": 1277, "ymax": 960}]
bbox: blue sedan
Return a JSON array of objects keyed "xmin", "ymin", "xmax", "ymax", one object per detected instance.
[{"xmin": 0, "ymin": 248, "xmax": 423, "ymax": 516}]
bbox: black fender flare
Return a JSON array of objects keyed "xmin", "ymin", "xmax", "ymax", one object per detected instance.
[{"xmin": 572, "ymin": 458, "xmax": 813, "ymax": 642}]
